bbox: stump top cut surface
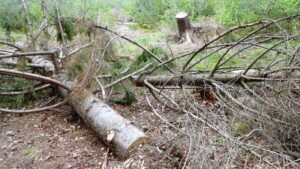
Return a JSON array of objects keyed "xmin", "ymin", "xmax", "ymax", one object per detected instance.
[{"xmin": 176, "ymin": 12, "xmax": 188, "ymax": 19}]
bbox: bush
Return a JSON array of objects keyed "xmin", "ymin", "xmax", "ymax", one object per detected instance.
[
  {"xmin": 0, "ymin": 0, "xmax": 27, "ymax": 34},
  {"xmin": 131, "ymin": 0, "xmax": 169, "ymax": 29}
]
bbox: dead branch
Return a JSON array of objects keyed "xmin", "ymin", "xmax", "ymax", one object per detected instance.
[
  {"xmin": 133, "ymin": 69, "xmax": 300, "ymax": 87},
  {"xmin": 0, "ymin": 41, "xmax": 21, "ymax": 50},
  {"xmin": 0, "ymin": 61, "xmax": 45, "ymax": 69},
  {"xmin": 94, "ymin": 63, "xmax": 152, "ymax": 93},
  {"xmin": 0, "ymin": 84, "xmax": 51, "ymax": 96},
  {"xmin": 0, "ymin": 68, "xmax": 71, "ymax": 91},
  {"xmin": 92, "ymin": 25, "xmax": 175, "ymax": 74},
  {"xmin": 21, "ymin": 0, "xmax": 35, "ymax": 49},
  {"xmin": 183, "ymin": 14, "xmax": 300, "ymax": 72},
  {"xmin": 55, "ymin": 5, "xmax": 66, "ymax": 48},
  {"xmin": 0, "ymin": 50, "xmax": 57, "ymax": 59},
  {"xmin": 0, "ymin": 98, "xmax": 67, "ymax": 114}
]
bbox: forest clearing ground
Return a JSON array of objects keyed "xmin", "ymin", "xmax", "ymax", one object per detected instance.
[
  {"xmin": 0, "ymin": 87, "xmax": 190, "ymax": 168},
  {"xmin": 0, "ymin": 20, "xmax": 277, "ymax": 168}
]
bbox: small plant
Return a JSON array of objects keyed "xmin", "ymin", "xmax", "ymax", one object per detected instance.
[
  {"xmin": 55, "ymin": 17, "xmax": 77, "ymax": 42},
  {"xmin": 227, "ymin": 122, "xmax": 250, "ymax": 136},
  {"xmin": 20, "ymin": 147, "xmax": 39, "ymax": 159}
]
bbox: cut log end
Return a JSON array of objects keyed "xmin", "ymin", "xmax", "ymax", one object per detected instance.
[
  {"xmin": 176, "ymin": 12, "xmax": 188, "ymax": 19},
  {"xmin": 56, "ymin": 83, "xmax": 149, "ymax": 159},
  {"xmin": 127, "ymin": 136, "xmax": 149, "ymax": 150}
]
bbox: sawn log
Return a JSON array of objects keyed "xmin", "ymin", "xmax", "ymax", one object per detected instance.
[{"xmin": 27, "ymin": 52, "xmax": 148, "ymax": 158}]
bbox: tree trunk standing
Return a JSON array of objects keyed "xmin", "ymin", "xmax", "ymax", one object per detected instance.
[{"xmin": 176, "ymin": 12, "xmax": 192, "ymax": 43}]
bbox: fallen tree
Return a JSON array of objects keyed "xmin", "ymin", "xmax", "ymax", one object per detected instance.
[
  {"xmin": 133, "ymin": 69, "xmax": 300, "ymax": 87},
  {"xmin": 1, "ymin": 8, "xmax": 300, "ymax": 167}
]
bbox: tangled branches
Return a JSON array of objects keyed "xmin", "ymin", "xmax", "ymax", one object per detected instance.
[
  {"xmin": 132, "ymin": 15, "xmax": 300, "ymax": 168},
  {"xmin": 0, "ymin": 9, "xmax": 300, "ymax": 167}
]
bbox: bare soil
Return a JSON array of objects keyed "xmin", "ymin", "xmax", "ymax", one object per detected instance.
[
  {"xmin": 0, "ymin": 90, "xmax": 185, "ymax": 168},
  {"xmin": 0, "ymin": 19, "xmax": 224, "ymax": 168}
]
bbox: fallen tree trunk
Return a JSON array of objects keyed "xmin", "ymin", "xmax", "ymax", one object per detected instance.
[
  {"xmin": 133, "ymin": 69, "xmax": 300, "ymax": 86},
  {"xmin": 57, "ymin": 76, "xmax": 148, "ymax": 158},
  {"xmin": 26, "ymin": 53, "xmax": 148, "ymax": 158}
]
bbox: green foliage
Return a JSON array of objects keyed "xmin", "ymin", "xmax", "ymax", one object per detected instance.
[
  {"xmin": 131, "ymin": 0, "xmax": 169, "ymax": 29},
  {"xmin": 131, "ymin": 47, "xmax": 174, "ymax": 73},
  {"xmin": 67, "ymin": 51, "xmax": 91, "ymax": 80},
  {"xmin": 227, "ymin": 122, "xmax": 250, "ymax": 136},
  {"xmin": 0, "ymin": 77, "xmax": 37, "ymax": 109},
  {"xmin": 55, "ymin": 17, "xmax": 77, "ymax": 42},
  {"xmin": 215, "ymin": 0, "xmax": 300, "ymax": 26},
  {"xmin": 0, "ymin": 0, "xmax": 27, "ymax": 34}
]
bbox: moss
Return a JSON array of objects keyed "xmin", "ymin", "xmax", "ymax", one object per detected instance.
[{"xmin": 20, "ymin": 147, "xmax": 39, "ymax": 159}]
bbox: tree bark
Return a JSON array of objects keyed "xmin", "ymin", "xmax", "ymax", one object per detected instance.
[
  {"xmin": 27, "ymin": 53, "xmax": 148, "ymax": 158},
  {"xmin": 56, "ymin": 77, "xmax": 149, "ymax": 158},
  {"xmin": 176, "ymin": 12, "xmax": 192, "ymax": 42},
  {"xmin": 133, "ymin": 69, "xmax": 300, "ymax": 87}
]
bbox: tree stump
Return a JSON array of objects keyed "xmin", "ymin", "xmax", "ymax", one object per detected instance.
[{"xmin": 176, "ymin": 12, "xmax": 192, "ymax": 42}]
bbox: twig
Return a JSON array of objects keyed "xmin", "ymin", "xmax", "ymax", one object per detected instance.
[
  {"xmin": 0, "ymin": 41, "xmax": 21, "ymax": 50},
  {"xmin": 0, "ymin": 50, "xmax": 57, "ymax": 59},
  {"xmin": 101, "ymin": 148, "xmax": 109, "ymax": 169},
  {"xmin": 21, "ymin": 0, "xmax": 35, "ymax": 50},
  {"xmin": 55, "ymin": 5, "xmax": 66, "ymax": 48},
  {"xmin": 65, "ymin": 41, "xmax": 95, "ymax": 58},
  {"xmin": 145, "ymin": 91, "xmax": 192, "ymax": 168},
  {"xmin": 0, "ymin": 84, "xmax": 51, "ymax": 96},
  {"xmin": 92, "ymin": 25, "xmax": 175, "ymax": 74},
  {"xmin": 94, "ymin": 77, "xmax": 106, "ymax": 99},
  {"xmin": 104, "ymin": 63, "xmax": 152, "ymax": 89},
  {"xmin": 0, "ymin": 98, "xmax": 67, "ymax": 114}
]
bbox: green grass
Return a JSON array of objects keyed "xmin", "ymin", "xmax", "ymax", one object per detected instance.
[
  {"xmin": 191, "ymin": 44, "xmax": 285, "ymax": 71},
  {"xmin": 117, "ymin": 31, "xmax": 166, "ymax": 59},
  {"xmin": 227, "ymin": 121, "xmax": 253, "ymax": 136}
]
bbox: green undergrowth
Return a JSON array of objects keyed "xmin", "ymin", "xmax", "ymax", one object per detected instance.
[
  {"xmin": 227, "ymin": 121, "xmax": 254, "ymax": 136},
  {"xmin": 20, "ymin": 147, "xmax": 39, "ymax": 160},
  {"xmin": 131, "ymin": 46, "xmax": 175, "ymax": 74},
  {"xmin": 0, "ymin": 77, "xmax": 39, "ymax": 109},
  {"xmin": 191, "ymin": 42, "xmax": 289, "ymax": 71}
]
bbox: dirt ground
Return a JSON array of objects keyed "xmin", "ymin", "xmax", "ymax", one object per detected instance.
[
  {"xmin": 0, "ymin": 90, "xmax": 186, "ymax": 168},
  {"xmin": 0, "ymin": 19, "xmax": 224, "ymax": 168}
]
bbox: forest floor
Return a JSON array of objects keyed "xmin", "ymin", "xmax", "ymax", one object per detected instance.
[
  {"xmin": 0, "ymin": 88, "xmax": 188, "ymax": 168},
  {"xmin": 0, "ymin": 20, "xmax": 227, "ymax": 168}
]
